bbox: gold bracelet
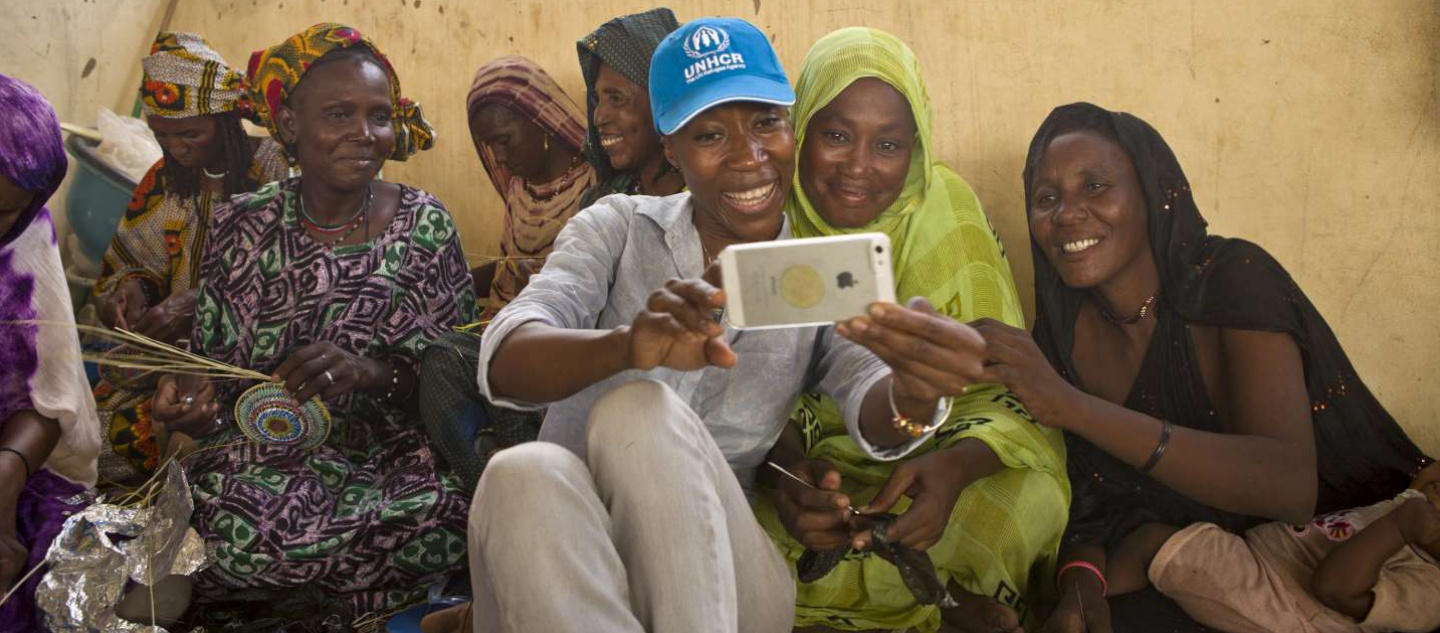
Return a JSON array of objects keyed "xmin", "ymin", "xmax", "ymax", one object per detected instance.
[{"xmin": 889, "ymin": 380, "xmax": 952, "ymax": 439}]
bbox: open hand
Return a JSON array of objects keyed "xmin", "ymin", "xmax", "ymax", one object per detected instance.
[
  {"xmin": 627, "ymin": 263, "xmax": 735, "ymax": 372},
  {"xmin": 838, "ymin": 298, "xmax": 985, "ymax": 408},
  {"xmin": 273, "ymin": 341, "xmax": 383, "ymax": 403},
  {"xmin": 774, "ymin": 458, "xmax": 854, "ymax": 550},
  {"xmin": 972, "ymin": 318, "xmax": 1079, "ymax": 429}
]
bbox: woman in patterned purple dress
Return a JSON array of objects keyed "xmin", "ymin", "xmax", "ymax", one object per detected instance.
[
  {"xmin": 0, "ymin": 74, "xmax": 103, "ymax": 631},
  {"xmin": 148, "ymin": 25, "xmax": 474, "ymax": 624}
]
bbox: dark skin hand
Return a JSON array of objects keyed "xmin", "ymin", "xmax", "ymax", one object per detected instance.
[
  {"xmin": 0, "ymin": 410, "xmax": 60, "ymax": 595},
  {"xmin": 839, "ymin": 299, "xmax": 986, "ymax": 454},
  {"xmin": 152, "ymin": 343, "xmax": 408, "ymax": 438},
  {"xmin": 974, "ymin": 318, "xmax": 1317, "ymax": 524},
  {"xmin": 774, "ymin": 438, "xmax": 1003, "ymax": 553},
  {"xmin": 271, "ymin": 341, "xmax": 390, "ymax": 404},
  {"xmin": 490, "ymin": 284, "xmax": 978, "ymax": 453},
  {"xmin": 1044, "ymin": 544, "xmax": 1113, "ymax": 633},
  {"xmin": 487, "ymin": 263, "xmax": 735, "ymax": 406},
  {"xmin": 763, "ymin": 422, "xmax": 856, "ymax": 551},
  {"xmin": 99, "ymin": 277, "xmax": 150, "ymax": 330},
  {"xmin": 151, "ymin": 374, "xmax": 220, "ymax": 439},
  {"xmin": 129, "ymin": 289, "xmax": 196, "ymax": 343},
  {"xmin": 769, "ymin": 297, "xmax": 997, "ymax": 553},
  {"xmin": 848, "ymin": 439, "xmax": 1003, "ymax": 551},
  {"xmin": 101, "ymin": 281, "xmax": 197, "ymax": 344}
]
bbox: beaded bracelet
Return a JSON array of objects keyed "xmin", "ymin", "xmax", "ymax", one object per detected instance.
[
  {"xmin": 1139, "ymin": 419, "xmax": 1173, "ymax": 475},
  {"xmin": 1057, "ymin": 560, "xmax": 1108, "ymax": 597},
  {"xmin": 889, "ymin": 380, "xmax": 953, "ymax": 439},
  {"xmin": 383, "ymin": 364, "xmax": 401, "ymax": 402}
]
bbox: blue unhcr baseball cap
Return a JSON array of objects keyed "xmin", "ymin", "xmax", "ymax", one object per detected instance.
[{"xmin": 647, "ymin": 17, "xmax": 795, "ymax": 135}]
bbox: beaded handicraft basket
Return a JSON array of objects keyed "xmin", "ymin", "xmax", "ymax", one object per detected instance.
[{"xmin": 234, "ymin": 382, "xmax": 332, "ymax": 449}]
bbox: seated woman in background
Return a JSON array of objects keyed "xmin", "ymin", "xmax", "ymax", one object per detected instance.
[
  {"xmin": 94, "ymin": 32, "xmax": 287, "ymax": 475},
  {"xmin": 418, "ymin": 56, "xmax": 592, "ymax": 490},
  {"xmin": 466, "ymin": 55, "xmax": 594, "ymax": 316},
  {"xmin": 149, "ymin": 24, "xmax": 473, "ymax": 626},
  {"xmin": 973, "ymin": 102, "xmax": 1429, "ymax": 632},
  {"xmin": 576, "ymin": 6, "xmax": 686, "ymax": 206},
  {"xmin": 0, "ymin": 74, "xmax": 102, "ymax": 631},
  {"xmin": 758, "ymin": 27, "xmax": 1068, "ymax": 633},
  {"xmin": 463, "ymin": 18, "xmax": 989, "ymax": 631}
]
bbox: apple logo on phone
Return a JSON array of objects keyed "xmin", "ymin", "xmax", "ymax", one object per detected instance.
[{"xmin": 836, "ymin": 271, "xmax": 856, "ymax": 289}]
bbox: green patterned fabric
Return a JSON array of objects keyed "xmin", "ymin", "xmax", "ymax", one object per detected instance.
[
  {"xmin": 761, "ymin": 27, "xmax": 1072, "ymax": 632},
  {"xmin": 183, "ymin": 178, "xmax": 476, "ymax": 621}
]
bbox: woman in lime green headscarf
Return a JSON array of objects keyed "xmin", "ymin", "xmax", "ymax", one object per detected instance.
[{"xmin": 757, "ymin": 27, "xmax": 1070, "ymax": 632}]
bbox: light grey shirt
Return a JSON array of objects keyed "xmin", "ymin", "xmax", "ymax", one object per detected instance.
[{"xmin": 477, "ymin": 192, "xmax": 932, "ymax": 488}]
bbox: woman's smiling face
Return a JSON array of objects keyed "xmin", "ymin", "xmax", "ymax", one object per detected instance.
[
  {"xmin": 1028, "ymin": 130, "xmax": 1151, "ymax": 290},
  {"xmin": 593, "ymin": 61, "xmax": 663, "ymax": 173},
  {"xmin": 663, "ymin": 102, "xmax": 795, "ymax": 242},
  {"xmin": 279, "ymin": 54, "xmax": 396, "ymax": 191},
  {"xmin": 800, "ymin": 77, "xmax": 917, "ymax": 228}
]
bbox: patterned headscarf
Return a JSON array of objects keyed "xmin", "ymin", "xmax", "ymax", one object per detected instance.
[
  {"xmin": 0, "ymin": 73, "xmax": 67, "ymax": 247},
  {"xmin": 466, "ymin": 56, "xmax": 588, "ymax": 196},
  {"xmin": 577, "ymin": 8, "xmax": 680, "ymax": 205},
  {"xmin": 140, "ymin": 32, "xmax": 252, "ymax": 119},
  {"xmin": 246, "ymin": 23, "xmax": 434, "ymax": 163}
]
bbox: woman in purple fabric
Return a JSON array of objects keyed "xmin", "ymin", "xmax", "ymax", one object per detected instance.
[{"xmin": 0, "ymin": 73, "xmax": 103, "ymax": 631}]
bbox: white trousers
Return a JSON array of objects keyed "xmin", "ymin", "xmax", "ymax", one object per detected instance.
[{"xmin": 468, "ymin": 380, "xmax": 796, "ymax": 632}]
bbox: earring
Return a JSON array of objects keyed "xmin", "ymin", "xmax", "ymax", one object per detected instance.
[{"xmin": 543, "ymin": 134, "xmax": 551, "ymax": 152}]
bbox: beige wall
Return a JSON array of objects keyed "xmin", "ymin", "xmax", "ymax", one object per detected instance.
[
  {"xmin": 5, "ymin": 0, "xmax": 1438, "ymax": 454},
  {"xmin": 1, "ymin": 0, "xmax": 180, "ymax": 247}
]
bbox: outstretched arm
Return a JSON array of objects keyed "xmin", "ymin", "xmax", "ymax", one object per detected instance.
[
  {"xmin": 977, "ymin": 321, "xmax": 1318, "ymax": 524},
  {"xmin": 489, "ymin": 274, "xmax": 737, "ymax": 404}
]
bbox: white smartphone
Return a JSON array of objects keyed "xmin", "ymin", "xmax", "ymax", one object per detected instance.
[{"xmin": 718, "ymin": 233, "xmax": 896, "ymax": 329}]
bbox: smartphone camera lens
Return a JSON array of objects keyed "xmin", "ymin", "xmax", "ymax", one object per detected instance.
[{"xmin": 874, "ymin": 245, "xmax": 884, "ymax": 254}]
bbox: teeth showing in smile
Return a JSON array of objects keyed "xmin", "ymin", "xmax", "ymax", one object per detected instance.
[
  {"xmin": 723, "ymin": 183, "xmax": 776, "ymax": 204},
  {"xmin": 600, "ymin": 135, "xmax": 622, "ymax": 149},
  {"xmin": 1062, "ymin": 237, "xmax": 1101, "ymax": 253}
]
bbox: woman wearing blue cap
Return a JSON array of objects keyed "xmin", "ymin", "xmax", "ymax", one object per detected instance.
[{"xmin": 464, "ymin": 18, "xmax": 990, "ymax": 631}]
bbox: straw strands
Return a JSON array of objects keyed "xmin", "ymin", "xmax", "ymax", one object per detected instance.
[{"xmin": 6, "ymin": 320, "xmax": 271, "ymax": 382}]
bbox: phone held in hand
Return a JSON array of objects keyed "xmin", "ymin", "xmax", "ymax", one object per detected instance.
[{"xmin": 718, "ymin": 233, "xmax": 896, "ymax": 329}]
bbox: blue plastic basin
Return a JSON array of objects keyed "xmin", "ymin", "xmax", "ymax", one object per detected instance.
[{"xmin": 63, "ymin": 134, "xmax": 138, "ymax": 263}]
